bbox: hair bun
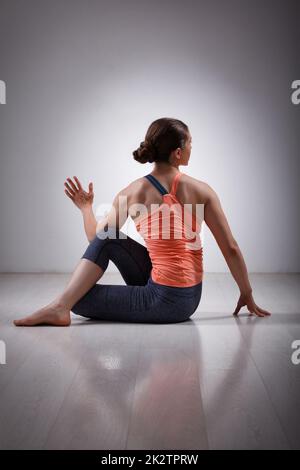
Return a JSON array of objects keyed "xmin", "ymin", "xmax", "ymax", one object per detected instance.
[{"xmin": 132, "ymin": 139, "xmax": 157, "ymax": 164}]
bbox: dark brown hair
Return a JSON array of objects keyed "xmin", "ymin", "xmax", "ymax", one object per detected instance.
[{"xmin": 132, "ymin": 117, "xmax": 189, "ymax": 164}]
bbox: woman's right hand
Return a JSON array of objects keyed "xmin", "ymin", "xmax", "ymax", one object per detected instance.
[
  {"xmin": 233, "ymin": 292, "xmax": 271, "ymax": 317},
  {"xmin": 64, "ymin": 176, "xmax": 94, "ymax": 211}
]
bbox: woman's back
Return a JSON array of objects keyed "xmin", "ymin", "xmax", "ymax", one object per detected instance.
[
  {"xmin": 128, "ymin": 171, "xmax": 205, "ymax": 227},
  {"xmin": 127, "ymin": 170, "xmax": 205, "ymax": 287}
]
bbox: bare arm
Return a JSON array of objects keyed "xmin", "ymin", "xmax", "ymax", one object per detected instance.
[
  {"xmin": 81, "ymin": 206, "xmax": 97, "ymax": 242},
  {"xmin": 204, "ymin": 185, "xmax": 252, "ymax": 296},
  {"xmin": 203, "ymin": 183, "xmax": 271, "ymax": 317}
]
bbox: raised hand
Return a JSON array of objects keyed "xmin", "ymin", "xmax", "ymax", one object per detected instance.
[{"xmin": 64, "ymin": 176, "xmax": 94, "ymax": 211}]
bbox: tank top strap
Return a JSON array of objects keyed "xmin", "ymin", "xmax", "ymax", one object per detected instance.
[
  {"xmin": 169, "ymin": 171, "xmax": 182, "ymax": 196},
  {"xmin": 144, "ymin": 174, "xmax": 168, "ymax": 195}
]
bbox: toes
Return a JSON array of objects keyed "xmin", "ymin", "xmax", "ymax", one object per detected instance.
[{"xmin": 14, "ymin": 318, "xmax": 30, "ymax": 326}]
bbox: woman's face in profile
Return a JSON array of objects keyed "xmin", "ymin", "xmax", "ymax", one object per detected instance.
[{"xmin": 182, "ymin": 133, "xmax": 192, "ymax": 165}]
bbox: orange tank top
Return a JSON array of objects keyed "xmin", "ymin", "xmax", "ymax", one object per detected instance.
[{"xmin": 134, "ymin": 171, "xmax": 204, "ymax": 287}]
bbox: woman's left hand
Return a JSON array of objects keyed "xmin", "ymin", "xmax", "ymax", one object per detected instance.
[{"xmin": 233, "ymin": 292, "xmax": 271, "ymax": 317}]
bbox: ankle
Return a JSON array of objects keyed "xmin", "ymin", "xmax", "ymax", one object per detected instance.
[{"xmin": 51, "ymin": 299, "xmax": 70, "ymax": 310}]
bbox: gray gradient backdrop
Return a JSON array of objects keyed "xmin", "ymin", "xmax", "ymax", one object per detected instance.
[{"xmin": 0, "ymin": 0, "xmax": 299, "ymax": 273}]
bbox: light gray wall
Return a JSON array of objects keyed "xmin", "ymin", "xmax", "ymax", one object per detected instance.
[{"xmin": 0, "ymin": 0, "xmax": 299, "ymax": 273}]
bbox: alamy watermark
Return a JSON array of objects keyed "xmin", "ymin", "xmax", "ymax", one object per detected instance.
[
  {"xmin": 95, "ymin": 197, "xmax": 205, "ymax": 251},
  {"xmin": 0, "ymin": 340, "xmax": 6, "ymax": 365},
  {"xmin": 0, "ymin": 79, "xmax": 6, "ymax": 104},
  {"xmin": 291, "ymin": 80, "xmax": 300, "ymax": 105},
  {"xmin": 291, "ymin": 340, "xmax": 300, "ymax": 365}
]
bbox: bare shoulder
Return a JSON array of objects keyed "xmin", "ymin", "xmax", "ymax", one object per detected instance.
[
  {"xmin": 121, "ymin": 177, "xmax": 145, "ymax": 195},
  {"xmin": 117, "ymin": 174, "xmax": 217, "ymax": 206},
  {"xmin": 114, "ymin": 177, "xmax": 146, "ymax": 205},
  {"xmin": 179, "ymin": 172, "xmax": 214, "ymax": 204}
]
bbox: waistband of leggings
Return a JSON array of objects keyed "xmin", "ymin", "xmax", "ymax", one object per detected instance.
[{"xmin": 148, "ymin": 275, "xmax": 202, "ymax": 293}]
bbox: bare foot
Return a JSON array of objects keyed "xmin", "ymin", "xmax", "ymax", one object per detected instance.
[{"xmin": 13, "ymin": 301, "xmax": 71, "ymax": 326}]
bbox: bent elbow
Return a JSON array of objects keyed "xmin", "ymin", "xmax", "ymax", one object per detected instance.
[{"xmin": 228, "ymin": 241, "xmax": 239, "ymax": 255}]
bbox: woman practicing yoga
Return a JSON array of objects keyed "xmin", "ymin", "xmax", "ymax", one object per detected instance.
[{"xmin": 13, "ymin": 117, "xmax": 271, "ymax": 326}]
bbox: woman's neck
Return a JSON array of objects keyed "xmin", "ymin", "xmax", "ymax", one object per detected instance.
[{"xmin": 152, "ymin": 161, "xmax": 180, "ymax": 175}]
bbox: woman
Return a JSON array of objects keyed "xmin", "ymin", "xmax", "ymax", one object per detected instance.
[{"xmin": 13, "ymin": 117, "xmax": 271, "ymax": 326}]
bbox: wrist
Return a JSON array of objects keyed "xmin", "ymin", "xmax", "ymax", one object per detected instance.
[
  {"xmin": 240, "ymin": 288, "xmax": 253, "ymax": 298},
  {"xmin": 81, "ymin": 205, "xmax": 93, "ymax": 215}
]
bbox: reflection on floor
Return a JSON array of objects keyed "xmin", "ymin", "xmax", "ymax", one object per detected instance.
[{"xmin": 0, "ymin": 272, "xmax": 299, "ymax": 450}]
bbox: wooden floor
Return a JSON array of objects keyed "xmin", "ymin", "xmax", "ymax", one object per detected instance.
[{"xmin": 0, "ymin": 272, "xmax": 299, "ymax": 450}]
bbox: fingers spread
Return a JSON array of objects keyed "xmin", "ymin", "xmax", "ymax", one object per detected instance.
[
  {"xmin": 254, "ymin": 308, "xmax": 265, "ymax": 317},
  {"xmin": 73, "ymin": 176, "xmax": 82, "ymax": 191},
  {"xmin": 257, "ymin": 306, "xmax": 272, "ymax": 316},
  {"xmin": 64, "ymin": 189, "xmax": 74, "ymax": 200},
  {"xmin": 67, "ymin": 177, "xmax": 78, "ymax": 192},
  {"xmin": 64, "ymin": 181, "xmax": 75, "ymax": 195},
  {"xmin": 233, "ymin": 305, "xmax": 241, "ymax": 316}
]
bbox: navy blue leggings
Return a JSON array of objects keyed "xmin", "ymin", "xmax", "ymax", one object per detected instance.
[{"xmin": 71, "ymin": 228, "xmax": 203, "ymax": 324}]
